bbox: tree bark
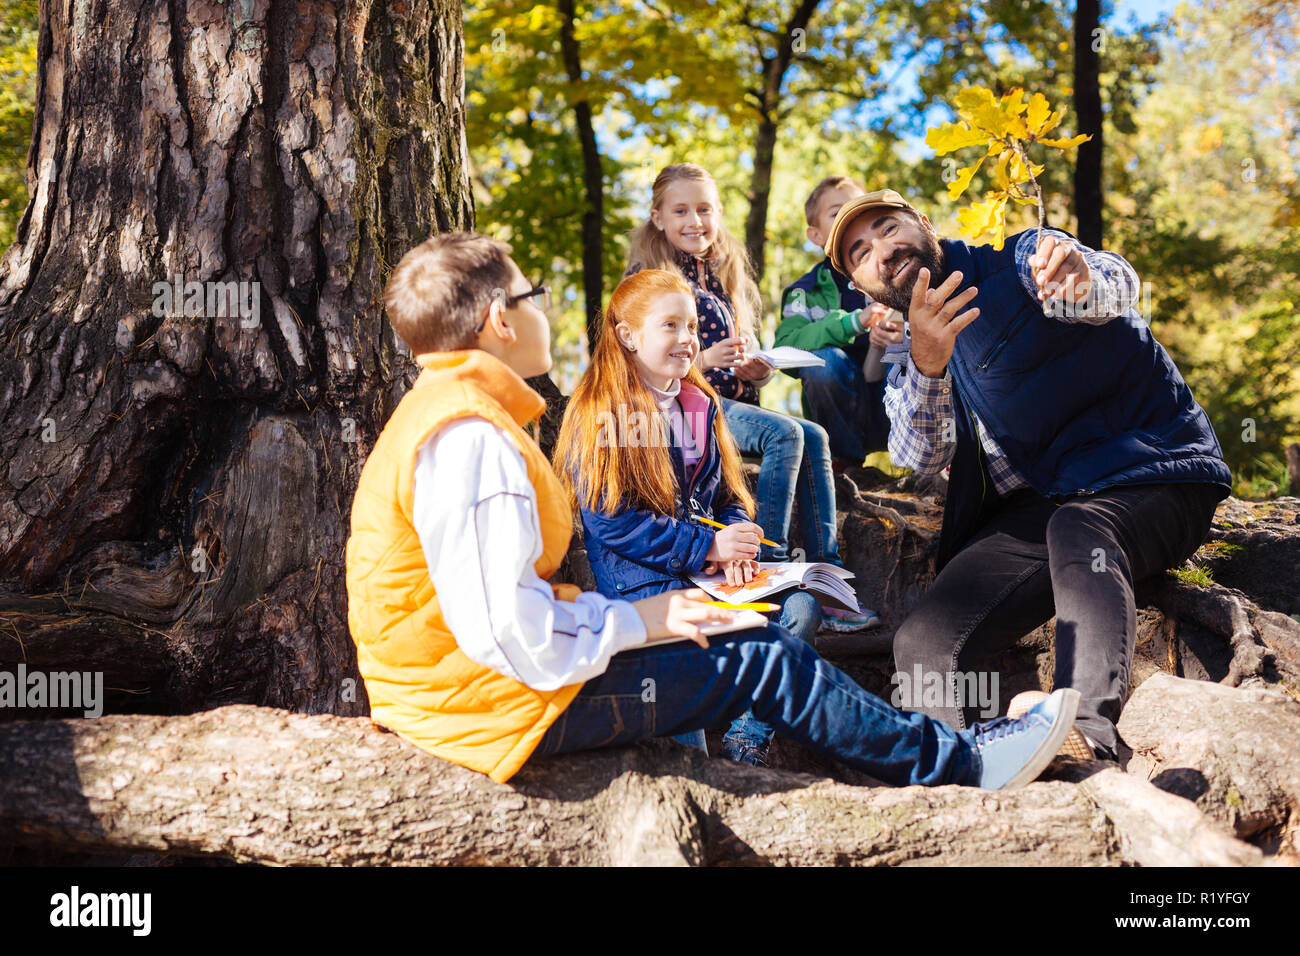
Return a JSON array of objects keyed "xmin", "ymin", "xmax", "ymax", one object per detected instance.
[
  {"xmin": 0, "ymin": 703, "xmax": 1264, "ymax": 866},
  {"xmin": 1073, "ymin": 0, "xmax": 1104, "ymax": 247},
  {"xmin": 0, "ymin": 0, "xmax": 473, "ymax": 717},
  {"xmin": 557, "ymin": 0, "xmax": 605, "ymax": 351}
]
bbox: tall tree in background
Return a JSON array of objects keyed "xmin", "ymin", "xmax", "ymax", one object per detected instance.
[
  {"xmin": 557, "ymin": 0, "xmax": 605, "ymax": 347},
  {"xmin": 0, "ymin": 0, "xmax": 473, "ymax": 716},
  {"xmin": 741, "ymin": 0, "xmax": 823, "ymax": 281},
  {"xmin": 1074, "ymin": 0, "xmax": 1105, "ymax": 247}
]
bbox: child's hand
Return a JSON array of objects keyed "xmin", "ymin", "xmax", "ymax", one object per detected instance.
[
  {"xmin": 699, "ymin": 336, "xmax": 747, "ymax": 370},
  {"xmin": 733, "ymin": 355, "xmax": 773, "ymax": 381},
  {"xmin": 706, "ymin": 521, "xmax": 762, "ymax": 563},
  {"xmin": 868, "ymin": 313, "xmax": 905, "ymax": 350},
  {"xmin": 862, "ymin": 302, "xmax": 892, "ymax": 330},
  {"xmin": 633, "ymin": 588, "xmax": 731, "ymax": 648},
  {"xmin": 701, "ymin": 559, "xmax": 758, "ymax": 587},
  {"xmin": 723, "ymin": 559, "xmax": 759, "ymax": 588}
]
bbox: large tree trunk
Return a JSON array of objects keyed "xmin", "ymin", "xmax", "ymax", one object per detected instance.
[
  {"xmin": 1073, "ymin": 0, "xmax": 1104, "ymax": 247},
  {"xmin": 0, "ymin": 0, "xmax": 473, "ymax": 718}
]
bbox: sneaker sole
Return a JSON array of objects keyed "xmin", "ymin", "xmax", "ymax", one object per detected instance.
[
  {"xmin": 1007, "ymin": 690, "xmax": 1095, "ymax": 760},
  {"xmin": 818, "ymin": 616, "xmax": 882, "ymax": 634},
  {"xmin": 998, "ymin": 689, "xmax": 1082, "ymax": 790}
]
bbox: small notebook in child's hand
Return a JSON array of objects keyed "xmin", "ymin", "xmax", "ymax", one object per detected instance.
[
  {"xmin": 689, "ymin": 562, "xmax": 860, "ymax": 612},
  {"xmin": 753, "ymin": 346, "xmax": 826, "ymax": 370},
  {"xmin": 618, "ymin": 608, "xmax": 770, "ymax": 651}
]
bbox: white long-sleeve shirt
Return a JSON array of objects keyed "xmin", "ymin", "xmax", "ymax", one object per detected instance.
[{"xmin": 411, "ymin": 417, "xmax": 647, "ymax": 691}]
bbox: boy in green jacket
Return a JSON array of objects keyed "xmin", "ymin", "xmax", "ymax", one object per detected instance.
[{"xmin": 776, "ymin": 176, "xmax": 904, "ymax": 466}]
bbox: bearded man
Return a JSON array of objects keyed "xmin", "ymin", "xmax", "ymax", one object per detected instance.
[{"xmin": 825, "ymin": 190, "xmax": 1231, "ymax": 761}]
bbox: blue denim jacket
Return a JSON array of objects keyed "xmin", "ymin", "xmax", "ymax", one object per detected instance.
[{"xmin": 577, "ymin": 386, "xmax": 750, "ymax": 601}]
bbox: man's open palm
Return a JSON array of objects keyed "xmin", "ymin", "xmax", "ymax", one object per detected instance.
[{"xmin": 908, "ymin": 268, "xmax": 980, "ymax": 379}]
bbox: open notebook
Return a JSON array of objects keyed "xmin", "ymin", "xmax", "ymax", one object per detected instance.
[
  {"xmin": 689, "ymin": 562, "xmax": 860, "ymax": 612},
  {"xmin": 754, "ymin": 346, "xmax": 826, "ymax": 370}
]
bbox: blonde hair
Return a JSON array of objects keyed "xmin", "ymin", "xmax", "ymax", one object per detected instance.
[
  {"xmin": 383, "ymin": 232, "xmax": 514, "ymax": 354},
  {"xmin": 625, "ymin": 164, "xmax": 762, "ymax": 338},
  {"xmin": 554, "ymin": 269, "xmax": 755, "ymax": 518},
  {"xmin": 804, "ymin": 175, "xmax": 866, "ymax": 225}
]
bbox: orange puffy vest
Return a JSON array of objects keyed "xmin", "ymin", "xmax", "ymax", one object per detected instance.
[{"xmin": 345, "ymin": 350, "xmax": 584, "ymax": 782}]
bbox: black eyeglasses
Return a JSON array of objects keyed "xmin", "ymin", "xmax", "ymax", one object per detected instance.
[{"xmin": 476, "ymin": 283, "xmax": 552, "ymax": 333}]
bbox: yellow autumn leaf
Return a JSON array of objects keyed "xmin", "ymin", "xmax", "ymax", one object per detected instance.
[
  {"xmin": 947, "ymin": 157, "xmax": 985, "ymax": 200},
  {"xmin": 1007, "ymin": 184, "xmax": 1039, "ymax": 206},
  {"xmin": 957, "ymin": 193, "xmax": 1010, "ymax": 250},
  {"xmin": 953, "ymin": 86, "xmax": 1013, "ymax": 137},
  {"xmin": 926, "ymin": 120, "xmax": 990, "ymax": 156},
  {"xmin": 954, "ymin": 86, "xmax": 998, "ymax": 115},
  {"xmin": 999, "ymin": 88, "xmax": 1028, "ymax": 117},
  {"xmin": 1026, "ymin": 92, "xmax": 1063, "ymax": 138},
  {"xmin": 998, "ymin": 89, "xmax": 1030, "ymax": 138},
  {"xmin": 1039, "ymin": 133, "xmax": 1092, "ymax": 150},
  {"xmin": 992, "ymin": 149, "xmax": 1013, "ymax": 190},
  {"xmin": 1007, "ymin": 150, "xmax": 1045, "ymax": 184}
]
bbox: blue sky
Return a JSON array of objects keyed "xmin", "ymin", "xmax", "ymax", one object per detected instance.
[{"xmin": 1114, "ymin": 0, "xmax": 1179, "ymax": 25}]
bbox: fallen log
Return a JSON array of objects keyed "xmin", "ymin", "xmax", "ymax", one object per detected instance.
[{"xmin": 0, "ymin": 702, "xmax": 1262, "ymax": 867}]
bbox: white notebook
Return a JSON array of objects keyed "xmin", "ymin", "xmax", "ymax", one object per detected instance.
[
  {"xmin": 754, "ymin": 346, "xmax": 826, "ymax": 369},
  {"xmin": 617, "ymin": 608, "xmax": 771, "ymax": 652}
]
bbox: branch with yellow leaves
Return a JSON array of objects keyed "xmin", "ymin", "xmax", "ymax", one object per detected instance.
[{"xmin": 926, "ymin": 87, "xmax": 1091, "ymax": 249}]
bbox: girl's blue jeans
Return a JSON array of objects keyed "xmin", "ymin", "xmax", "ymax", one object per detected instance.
[
  {"xmin": 721, "ymin": 397, "xmax": 840, "ymax": 565},
  {"xmin": 531, "ymin": 618, "xmax": 980, "ymax": 787}
]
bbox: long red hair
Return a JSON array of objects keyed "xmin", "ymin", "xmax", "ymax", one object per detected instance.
[{"xmin": 554, "ymin": 270, "xmax": 755, "ymax": 518}]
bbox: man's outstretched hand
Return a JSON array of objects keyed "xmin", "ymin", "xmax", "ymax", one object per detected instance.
[
  {"xmin": 907, "ymin": 267, "xmax": 980, "ymax": 379},
  {"xmin": 1031, "ymin": 234, "xmax": 1091, "ymax": 303}
]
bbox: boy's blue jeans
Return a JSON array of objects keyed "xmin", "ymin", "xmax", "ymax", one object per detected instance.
[
  {"xmin": 789, "ymin": 347, "xmax": 892, "ymax": 463},
  {"xmin": 721, "ymin": 398, "xmax": 839, "ymax": 564},
  {"xmin": 532, "ymin": 621, "xmax": 981, "ymax": 787},
  {"xmin": 670, "ymin": 590, "xmax": 819, "ymax": 753},
  {"xmin": 718, "ymin": 589, "xmax": 819, "ymax": 755}
]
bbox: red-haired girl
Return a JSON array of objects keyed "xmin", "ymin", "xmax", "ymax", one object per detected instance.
[{"xmin": 555, "ymin": 269, "xmax": 820, "ymax": 765}]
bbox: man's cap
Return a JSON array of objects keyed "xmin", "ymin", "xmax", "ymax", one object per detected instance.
[{"xmin": 826, "ymin": 189, "xmax": 919, "ymax": 274}]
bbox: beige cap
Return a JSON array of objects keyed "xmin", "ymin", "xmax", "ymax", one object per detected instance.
[{"xmin": 826, "ymin": 189, "xmax": 919, "ymax": 274}]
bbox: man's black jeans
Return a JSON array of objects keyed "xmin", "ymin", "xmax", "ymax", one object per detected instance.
[{"xmin": 892, "ymin": 481, "xmax": 1224, "ymax": 758}]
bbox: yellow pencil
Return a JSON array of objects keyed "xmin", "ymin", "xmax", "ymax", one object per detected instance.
[
  {"xmin": 705, "ymin": 601, "xmax": 781, "ymax": 613},
  {"xmin": 689, "ymin": 514, "xmax": 779, "ymax": 549}
]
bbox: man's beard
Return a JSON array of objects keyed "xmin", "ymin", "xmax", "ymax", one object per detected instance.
[{"xmin": 861, "ymin": 236, "xmax": 945, "ymax": 314}]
